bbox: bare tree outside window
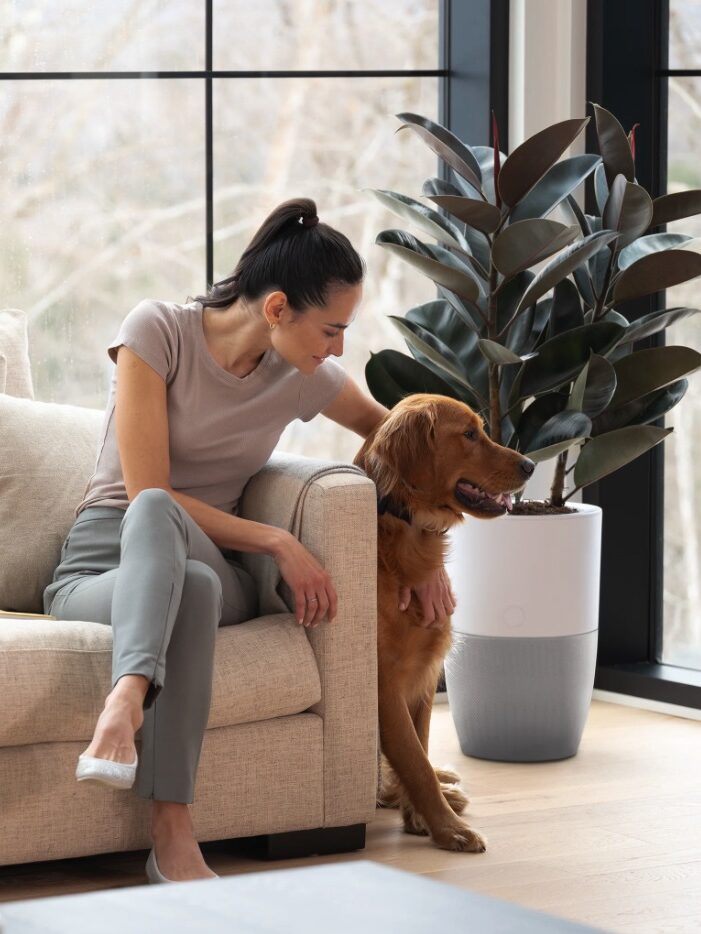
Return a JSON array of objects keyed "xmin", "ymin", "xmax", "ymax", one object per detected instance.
[{"xmin": 1, "ymin": 0, "xmax": 439, "ymax": 466}]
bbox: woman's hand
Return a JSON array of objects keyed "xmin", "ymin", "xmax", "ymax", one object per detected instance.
[
  {"xmin": 273, "ymin": 531, "xmax": 337, "ymax": 629},
  {"xmin": 398, "ymin": 565, "xmax": 457, "ymax": 629}
]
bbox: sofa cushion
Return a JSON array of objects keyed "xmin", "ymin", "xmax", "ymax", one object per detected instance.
[
  {"xmin": 0, "ymin": 394, "xmax": 103, "ymax": 613},
  {"xmin": 0, "ymin": 613, "xmax": 321, "ymax": 747},
  {"xmin": 0, "ymin": 308, "xmax": 35, "ymax": 399}
]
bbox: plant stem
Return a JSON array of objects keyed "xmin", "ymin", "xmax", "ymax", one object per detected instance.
[
  {"xmin": 562, "ymin": 485, "xmax": 582, "ymax": 503},
  {"xmin": 488, "ymin": 257, "xmax": 502, "ymax": 442},
  {"xmin": 592, "ymin": 247, "xmax": 615, "ymax": 321},
  {"xmin": 550, "ymin": 448, "xmax": 569, "ymax": 507}
]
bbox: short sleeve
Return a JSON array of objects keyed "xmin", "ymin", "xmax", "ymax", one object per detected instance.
[
  {"xmin": 298, "ymin": 357, "xmax": 348, "ymax": 422},
  {"xmin": 107, "ymin": 300, "xmax": 177, "ymax": 382}
]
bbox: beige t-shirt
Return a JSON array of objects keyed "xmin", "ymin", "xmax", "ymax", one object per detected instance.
[{"xmin": 74, "ymin": 298, "xmax": 348, "ymax": 518}]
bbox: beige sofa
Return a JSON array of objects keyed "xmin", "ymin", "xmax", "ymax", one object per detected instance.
[{"xmin": 0, "ymin": 308, "xmax": 379, "ymax": 869}]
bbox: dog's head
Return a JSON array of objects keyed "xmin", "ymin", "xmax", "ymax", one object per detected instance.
[{"xmin": 354, "ymin": 393, "xmax": 535, "ymax": 528}]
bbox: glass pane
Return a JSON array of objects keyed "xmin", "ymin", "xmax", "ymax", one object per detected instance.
[
  {"xmin": 2, "ymin": 79, "xmax": 205, "ymax": 408},
  {"xmin": 214, "ymin": 0, "xmax": 440, "ymax": 71},
  {"xmin": 212, "ymin": 75, "xmax": 440, "ymax": 463},
  {"xmin": 669, "ymin": 0, "xmax": 701, "ymax": 69},
  {"xmin": 2, "ymin": 1, "xmax": 205, "ymax": 73},
  {"xmin": 662, "ymin": 75, "xmax": 701, "ymax": 669}
]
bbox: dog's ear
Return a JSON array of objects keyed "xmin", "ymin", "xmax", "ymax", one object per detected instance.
[
  {"xmin": 353, "ymin": 418, "xmax": 383, "ymax": 475},
  {"xmin": 355, "ymin": 400, "xmax": 438, "ymax": 498}
]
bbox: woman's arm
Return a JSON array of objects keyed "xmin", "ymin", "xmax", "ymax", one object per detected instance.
[
  {"xmin": 115, "ymin": 346, "xmax": 287, "ymax": 559},
  {"xmin": 320, "ymin": 373, "xmax": 388, "ymax": 437}
]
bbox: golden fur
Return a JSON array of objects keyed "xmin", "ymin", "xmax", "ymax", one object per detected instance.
[{"xmin": 354, "ymin": 393, "xmax": 534, "ymax": 852}]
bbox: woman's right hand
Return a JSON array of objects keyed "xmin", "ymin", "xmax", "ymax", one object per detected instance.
[{"xmin": 273, "ymin": 531, "xmax": 338, "ymax": 629}]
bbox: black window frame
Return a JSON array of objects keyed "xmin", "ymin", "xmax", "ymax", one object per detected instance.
[
  {"xmin": 2, "ymin": 0, "xmax": 449, "ymax": 291},
  {"xmin": 586, "ymin": 0, "xmax": 700, "ymax": 709}
]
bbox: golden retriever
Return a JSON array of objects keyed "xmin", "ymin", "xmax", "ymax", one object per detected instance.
[{"xmin": 354, "ymin": 393, "xmax": 536, "ymax": 852}]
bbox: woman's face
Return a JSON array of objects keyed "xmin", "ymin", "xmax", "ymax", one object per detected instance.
[{"xmin": 274, "ymin": 282, "xmax": 362, "ymax": 375}]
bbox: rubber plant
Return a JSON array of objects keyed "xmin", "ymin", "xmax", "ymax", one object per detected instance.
[{"xmin": 363, "ymin": 103, "xmax": 701, "ymax": 514}]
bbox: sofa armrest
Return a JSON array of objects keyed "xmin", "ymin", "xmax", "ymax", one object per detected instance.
[{"xmin": 238, "ymin": 452, "xmax": 378, "ymax": 827}]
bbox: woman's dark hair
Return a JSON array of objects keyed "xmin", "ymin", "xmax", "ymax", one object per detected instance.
[{"xmin": 188, "ymin": 197, "xmax": 366, "ymax": 314}]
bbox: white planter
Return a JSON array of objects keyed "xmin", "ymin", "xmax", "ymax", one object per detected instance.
[{"xmin": 444, "ymin": 502, "xmax": 602, "ymax": 762}]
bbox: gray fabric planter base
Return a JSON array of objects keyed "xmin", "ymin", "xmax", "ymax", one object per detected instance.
[{"xmin": 445, "ymin": 629, "xmax": 598, "ymax": 762}]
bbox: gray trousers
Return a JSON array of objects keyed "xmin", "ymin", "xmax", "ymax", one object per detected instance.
[{"xmin": 42, "ymin": 488, "xmax": 260, "ymax": 804}]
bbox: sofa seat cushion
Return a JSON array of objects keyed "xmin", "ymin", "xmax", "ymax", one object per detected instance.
[{"xmin": 0, "ymin": 613, "xmax": 321, "ymax": 747}]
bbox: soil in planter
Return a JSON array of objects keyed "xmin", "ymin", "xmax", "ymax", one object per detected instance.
[{"xmin": 511, "ymin": 499, "xmax": 577, "ymax": 516}]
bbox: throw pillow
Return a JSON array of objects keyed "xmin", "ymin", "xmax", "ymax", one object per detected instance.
[
  {"xmin": 0, "ymin": 308, "xmax": 35, "ymax": 399},
  {"xmin": 0, "ymin": 394, "xmax": 103, "ymax": 613}
]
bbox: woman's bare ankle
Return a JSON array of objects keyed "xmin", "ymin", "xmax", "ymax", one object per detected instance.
[
  {"xmin": 151, "ymin": 801, "xmax": 194, "ymax": 840},
  {"xmin": 106, "ymin": 675, "xmax": 150, "ymax": 727}
]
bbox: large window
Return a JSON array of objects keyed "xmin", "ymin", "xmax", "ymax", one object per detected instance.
[
  {"xmin": 2, "ymin": 1, "xmax": 442, "ymax": 465},
  {"xmin": 587, "ymin": 0, "xmax": 701, "ymax": 710},
  {"xmin": 662, "ymin": 0, "xmax": 701, "ymax": 671}
]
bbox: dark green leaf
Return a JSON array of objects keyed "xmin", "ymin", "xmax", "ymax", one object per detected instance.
[
  {"xmin": 517, "ymin": 321, "xmax": 626, "ymax": 398},
  {"xmin": 591, "ymin": 378, "xmax": 688, "ymax": 435},
  {"xmin": 364, "ymin": 188, "xmax": 467, "ymax": 250},
  {"xmin": 492, "ymin": 220, "xmax": 579, "ymax": 278},
  {"xmin": 594, "ymin": 162, "xmax": 609, "ymax": 215},
  {"xmin": 395, "ymin": 112, "xmax": 484, "ymax": 195},
  {"xmin": 616, "ymin": 306, "xmax": 700, "ymax": 346},
  {"xmin": 478, "ymin": 339, "xmax": 527, "ymax": 365},
  {"xmin": 376, "ymin": 229, "xmax": 481, "ymax": 303},
  {"xmin": 515, "ymin": 391, "xmax": 569, "ymax": 450},
  {"xmin": 545, "ymin": 278, "xmax": 584, "ymax": 340},
  {"xmin": 387, "ymin": 315, "xmax": 483, "ymax": 396},
  {"xmin": 618, "ymin": 233, "xmax": 694, "ymax": 270},
  {"xmin": 606, "ymin": 345, "xmax": 701, "ymax": 409},
  {"xmin": 498, "ymin": 117, "xmax": 589, "ymax": 208},
  {"xmin": 510, "ymin": 154, "xmax": 601, "ymax": 223},
  {"xmin": 650, "ymin": 189, "xmax": 701, "ymax": 228},
  {"xmin": 514, "ymin": 230, "xmax": 620, "ymax": 316},
  {"xmin": 365, "ymin": 349, "xmax": 467, "ymax": 409},
  {"xmin": 592, "ymin": 102, "xmax": 635, "ymax": 188},
  {"xmin": 612, "ymin": 249, "xmax": 701, "ymax": 304},
  {"xmin": 424, "ymin": 194, "xmax": 501, "ymax": 235},
  {"xmin": 581, "ymin": 353, "xmax": 618, "ymax": 418},
  {"xmin": 573, "ymin": 425, "xmax": 672, "ymax": 491},
  {"xmin": 602, "ymin": 176, "xmax": 654, "ymax": 250},
  {"xmin": 563, "ymin": 193, "xmax": 592, "ymax": 237},
  {"xmin": 525, "ymin": 410, "xmax": 592, "ymax": 456}
]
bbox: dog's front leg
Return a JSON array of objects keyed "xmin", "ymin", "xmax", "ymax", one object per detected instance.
[
  {"xmin": 411, "ymin": 692, "xmax": 469, "ymax": 816},
  {"xmin": 378, "ymin": 683, "xmax": 487, "ymax": 853}
]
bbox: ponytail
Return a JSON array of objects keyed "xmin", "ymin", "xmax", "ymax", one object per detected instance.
[{"xmin": 188, "ymin": 197, "xmax": 365, "ymax": 313}]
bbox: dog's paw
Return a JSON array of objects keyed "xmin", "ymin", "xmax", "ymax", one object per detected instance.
[
  {"xmin": 441, "ymin": 782, "xmax": 469, "ymax": 814},
  {"xmin": 431, "ymin": 820, "xmax": 487, "ymax": 853},
  {"xmin": 435, "ymin": 765, "xmax": 462, "ymax": 785},
  {"xmin": 401, "ymin": 804, "xmax": 429, "ymax": 836},
  {"xmin": 376, "ymin": 791, "xmax": 400, "ymax": 809}
]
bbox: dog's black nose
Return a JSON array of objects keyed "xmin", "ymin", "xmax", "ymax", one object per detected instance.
[{"xmin": 520, "ymin": 457, "xmax": 536, "ymax": 476}]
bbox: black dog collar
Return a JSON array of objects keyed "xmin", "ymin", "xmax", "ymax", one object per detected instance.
[{"xmin": 376, "ymin": 490, "xmax": 413, "ymax": 526}]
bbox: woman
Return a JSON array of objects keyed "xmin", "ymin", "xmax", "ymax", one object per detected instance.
[{"xmin": 43, "ymin": 197, "xmax": 455, "ymax": 883}]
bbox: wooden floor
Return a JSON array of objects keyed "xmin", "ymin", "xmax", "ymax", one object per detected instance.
[{"xmin": 0, "ymin": 699, "xmax": 699, "ymax": 932}]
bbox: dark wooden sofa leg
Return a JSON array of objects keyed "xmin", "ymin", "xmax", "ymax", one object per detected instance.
[{"xmin": 229, "ymin": 823, "xmax": 366, "ymax": 860}]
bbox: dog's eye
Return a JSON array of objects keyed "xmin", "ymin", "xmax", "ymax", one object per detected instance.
[{"xmin": 464, "ymin": 429, "xmax": 477, "ymax": 441}]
